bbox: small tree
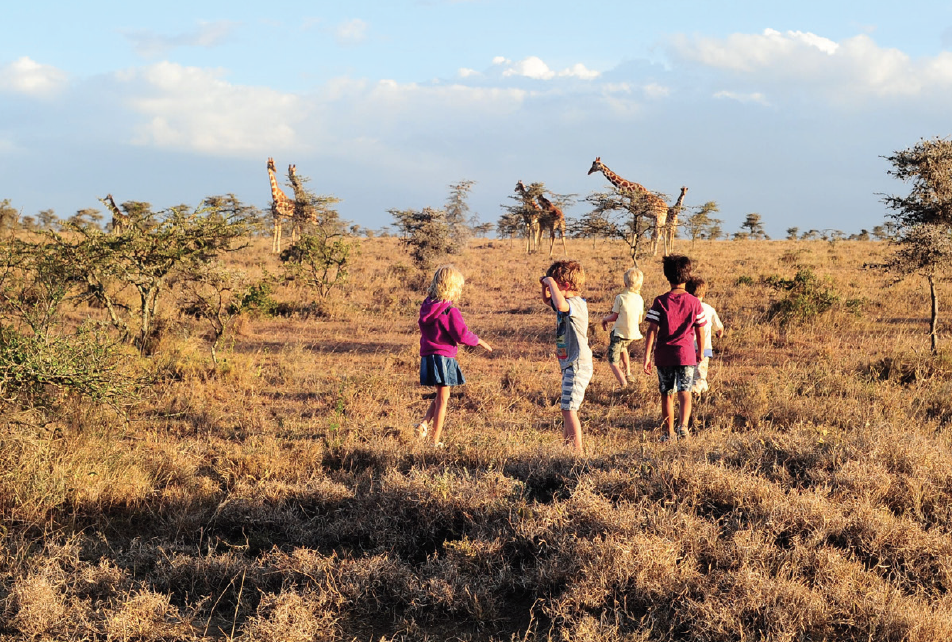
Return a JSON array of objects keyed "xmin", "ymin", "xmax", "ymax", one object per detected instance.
[
  {"xmin": 786, "ymin": 227, "xmax": 800, "ymax": 240},
  {"xmin": 391, "ymin": 207, "xmax": 454, "ymax": 272},
  {"xmin": 881, "ymin": 137, "xmax": 952, "ymax": 354},
  {"xmin": 683, "ymin": 201, "xmax": 722, "ymax": 246},
  {"xmin": 741, "ymin": 213, "xmax": 767, "ymax": 239},
  {"xmin": 444, "ymin": 180, "xmax": 475, "ymax": 252},
  {"xmin": 496, "ymin": 212, "xmax": 522, "ymax": 245}
]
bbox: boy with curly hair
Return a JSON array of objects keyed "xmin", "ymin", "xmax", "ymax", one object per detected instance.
[{"xmin": 540, "ymin": 259, "xmax": 593, "ymax": 453}]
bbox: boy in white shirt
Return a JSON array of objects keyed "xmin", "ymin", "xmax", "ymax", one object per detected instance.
[
  {"xmin": 686, "ymin": 277, "xmax": 724, "ymax": 394},
  {"xmin": 601, "ymin": 268, "xmax": 645, "ymax": 387}
]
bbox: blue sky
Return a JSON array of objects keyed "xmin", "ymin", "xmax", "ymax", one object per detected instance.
[{"xmin": 3, "ymin": 1, "xmax": 952, "ymax": 236}]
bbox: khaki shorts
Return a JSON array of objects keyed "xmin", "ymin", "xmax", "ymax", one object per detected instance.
[{"xmin": 607, "ymin": 330, "xmax": 634, "ymax": 365}]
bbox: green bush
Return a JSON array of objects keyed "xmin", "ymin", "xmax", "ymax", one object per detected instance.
[{"xmin": 764, "ymin": 269, "xmax": 839, "ymax": 326}]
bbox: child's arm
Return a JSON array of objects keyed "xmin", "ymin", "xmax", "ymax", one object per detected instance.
[
  {"xmin": 712, "ymin": 309, "xmax": 725, "ymax": 338},
  {"xmin": 601, "ymin": 311, "xmax": 619, "ymax": 331},
  {"xmin": 642, "ymin": 323, "xmax": 657, "ymax": 374},
  {"xmin": 540, "ymin": 277, "xmax": 551, "ymax": 305},
  {"xmin": 694, "ymin": 325, "xmax": 704, "ymax": 364},
  {"xmin": 541, "ymin": 277, "xmax": 570, "ymax": 312},
  {"xmin": 477, "ymin": 338, "xmax": 492, "ymax": 352}
]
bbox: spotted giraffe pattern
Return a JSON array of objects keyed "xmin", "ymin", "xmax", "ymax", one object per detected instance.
[
  {"xmin": 536, "ymin": 193, "xmax": 567, "ymax": 257},
  {"xmin": 268, "ymin": 157, "xmax": 295, "ymax": 253},
  {"xmin": 665, "ymin": 186, "xmax": 688, "ymax": 255},
  {"xmin": 588, "ymin": 156, "xmax": 670, "ymax": 256},
  {"xmin": 99, "ymin": 194, "xmax": 129, "ymax": 234},
  {"xmin": 515, "ymin": 180, "xmax": 542, "ymax": 253},
  {"xmin": 287, "ymin": 164, "xmax": 318, "ymax": 241}
]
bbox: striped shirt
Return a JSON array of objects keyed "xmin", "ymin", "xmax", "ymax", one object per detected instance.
[{"xmin": 645, "ymin": 290, "xmax": 707, "ymax": 367}]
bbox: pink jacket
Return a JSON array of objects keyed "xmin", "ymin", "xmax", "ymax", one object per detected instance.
[{"xmin": 419, "ymin": 298, "xmax": 480, "ymax": 358}]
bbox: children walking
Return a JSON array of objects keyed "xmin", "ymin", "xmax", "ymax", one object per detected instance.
[
  {"xmin": 601, "ymin": 267, "xmax": 645, "ymax": 387},
  {"xmin": 685, "ymin": 277, "xmax": 724, "ymax": 394},
  {"xmin": 642, "ymin": 255, "xmax": 706, "ymax": 441},
  {"xmin": 417, "ymin": 265, "xmax": 492, "ymax": 447},
  {"xmin": 540, "ymin": 260, "xmax": 593, "ymax": 454}
]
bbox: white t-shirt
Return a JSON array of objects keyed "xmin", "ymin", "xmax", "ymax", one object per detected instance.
[
  {"xmin": 611, "ymin": 291, "xmax": 644, "ymax": 340},
  {"xmin": 699, "ymin": 301, "xmax": 724, "ymax": 355}
]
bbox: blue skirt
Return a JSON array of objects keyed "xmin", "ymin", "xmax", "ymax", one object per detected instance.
[{"xmin": 420, "ymin": 354, "xmax": 466, "ymax": 387}]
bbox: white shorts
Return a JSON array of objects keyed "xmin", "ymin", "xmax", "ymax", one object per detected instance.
[{"xmin": 561, "ymin": 361, "xmax": 593, "ymax": 411}]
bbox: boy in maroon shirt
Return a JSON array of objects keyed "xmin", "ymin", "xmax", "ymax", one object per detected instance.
[{"xmin": 642, "ymin": 255, "xmax": 706, "ymax": 441}]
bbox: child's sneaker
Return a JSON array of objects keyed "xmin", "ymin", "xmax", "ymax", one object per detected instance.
[
  {"xmin": 676, "ymin": 425, "xmax": 690, "ymax": 439},
  {"xmin": 416, "ymin": 421, "xmax": 428, "ymax": 439}
]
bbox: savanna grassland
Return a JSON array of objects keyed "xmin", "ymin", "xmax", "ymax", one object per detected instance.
[{"xmin": 5, "ymin": 236, "xmax": 952, "ymax": 641}]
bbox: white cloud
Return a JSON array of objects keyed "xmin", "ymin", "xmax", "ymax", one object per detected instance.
[
  {"xmin": 502, "ymin": 56, "xmax": 554, "ymax": 80},
  {"xmin": 458, "ymin": 68, "xmax": 480, "ymax": 78},
  {"xmin": 336, "ymin": 19, "xmax": 368, "ymax": 46},
  {"xmin": 669, "ymin": 29, "xmax": 952, "ymax": 102},
  {"xmin": 493, "ymin": 56, "xmax": 599, "ymax": 81},
  {"xmin": 0, "ymin": 57, "xmax": 68, "ymax": 97},
  {"xmin": 558, "ymin": 63, "xmax": 600, "ymax": 80},
  {"xmin": 122, "ymin": 20, "xmax": 238, "ymax": 58},
  {"xmin": 121, "ymin": 62, "xmax": 303, "ymax": 154}
]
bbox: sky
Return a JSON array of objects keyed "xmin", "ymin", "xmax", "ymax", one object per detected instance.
[{"xmin": 3, "ymin": 1, "xmax": 952, "ymax": 238}]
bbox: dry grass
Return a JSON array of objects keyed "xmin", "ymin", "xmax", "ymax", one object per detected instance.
[{"xmin": 4, "ymin": 236, "xmax": 952, "ymax": 640}]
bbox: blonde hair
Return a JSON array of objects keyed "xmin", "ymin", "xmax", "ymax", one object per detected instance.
[
  {"xmin": 623, "ymin": 267, "xmax": 644, "ymax": 293},
  {"xmin": 546, "ymin": 259, "xmax": 585, "ymax": 292},
  {"xmin": 427, "ymin": 265, "xmax": 465, "ymax": 302}
]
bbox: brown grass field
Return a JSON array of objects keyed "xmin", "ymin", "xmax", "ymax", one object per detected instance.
[{"xmin": 5, "ymin": 236, "xmax": 952, "ymax": 641}]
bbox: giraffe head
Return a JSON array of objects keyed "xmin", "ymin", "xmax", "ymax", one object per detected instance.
[
  {"xmin": 515, "ymin": 180, "xmax": 527, "ymax": 194},
  {"xmin": 587, "ymin": 157, "xmax": 603, "ymax": 175},
  {"xmin": 267, "ymin": 157, "xmax": 276, "ymax": 173},
  {"xmin": 289, "ymin": 164, "xmax": 296, "ymax": 177}
]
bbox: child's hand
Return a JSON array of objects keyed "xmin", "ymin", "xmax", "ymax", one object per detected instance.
[
  {"xmin": 478, "ymin": 339, "xmax": 493, "ymax": 352},
  {"xmin": 601, "ymin": 319, "xmax": 609, "ymax": 331},
  {"xmin": 643, "ymin": 361, "xmax": 652, "ymax": 375}
]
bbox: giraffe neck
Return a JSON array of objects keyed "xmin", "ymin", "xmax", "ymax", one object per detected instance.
[{"xmin": 599, "ymin": 164, "xmax": 647, "ymax": 194}]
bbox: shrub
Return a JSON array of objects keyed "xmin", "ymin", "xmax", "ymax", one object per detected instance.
[{"xmin": 764, "ymin": 268, "xmax": 839, "ymax": 326}]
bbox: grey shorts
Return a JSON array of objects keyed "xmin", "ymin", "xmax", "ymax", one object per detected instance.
[
  {"xmin": 561, "ymin": 361, "xmax": 593, "ymax": 411},
  {"xmin": 657, "ymin": 365, "xmax": 696, "ymax": 395},
  {"xmin": 607, "ymin": 331, "xmax": 634, "ymax": 365}
]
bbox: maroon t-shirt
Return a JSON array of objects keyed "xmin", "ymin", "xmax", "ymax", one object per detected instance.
[{"xmin": 645, "ymin": 290, "xmax": 707, "ymax": 367}]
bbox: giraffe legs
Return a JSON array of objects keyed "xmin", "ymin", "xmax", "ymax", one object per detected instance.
[{"xmin": 273, "ymin": 220, "xmax": 282, "ymax": 254}]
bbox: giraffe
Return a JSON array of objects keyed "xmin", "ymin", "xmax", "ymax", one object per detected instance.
[
  {"xmin": 536, "ymin": 192, "xmax": 567, "ymax": 257},
  {"xmin": 287, "ymin": 164, "xmax": 318, "ymax": 242},
  {"xmin": 588, "ymin": 157, "xmax": 669, "ymax": 256},
  {"xmin": 99, "ymin": 194, "xmax": 129, "ymax": 233},
  {"xmin": 665, "ymin": 186, "xmax": 688, "ymax": 255},
  {"xmin": 514, "ymin": 180, "xmax": 542, "ymax": 253},
  {"xmin": 267, "ymin": 157, "xmax": 295, "ymax": 253}
]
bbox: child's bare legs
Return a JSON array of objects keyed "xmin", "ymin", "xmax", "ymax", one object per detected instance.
[
  {"xmin": 677, "ymin": 390, "xmax": 692, "ymax": 432},
  {"xmin": 608, "ymin": 363, "xmax": 628, "ymax": 387},
  {"xmin": 422, "ymin": 385, "xmax": 451, "ymax": 444},
  {"xmin": 661, "ymin": 392, "xmax": 676, "ymax": 438},
  {"xmin": 562, "ymin": 409, "xmax": 583, "ymax": 453},
  {"xmin": 621, "ymin": 350, "xmax": 632, "ymax": 379}
]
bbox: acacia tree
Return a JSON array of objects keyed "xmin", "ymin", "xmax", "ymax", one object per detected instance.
[
  {"xmin": 682, "ymin": 201, "xmax": 722, "ymax": 246},
  {"xmin": 740, "ymin": 213, "xmax": 767, "ymax": 239},
  {"xmin": 881, "ymin": 137, "xmax": 952, "ymax": 354},
  {"xmin": 45, "ymin": 195, "xmax": 254, "ymax": 353},
  {"xmin": 584, "ymin": 188, "xmax": 665, "ymax": 266}
]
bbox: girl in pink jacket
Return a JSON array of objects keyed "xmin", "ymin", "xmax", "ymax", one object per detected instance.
[{"xmin": 417, "ymin": 265, "xmax": 492, "ymax": 446}]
